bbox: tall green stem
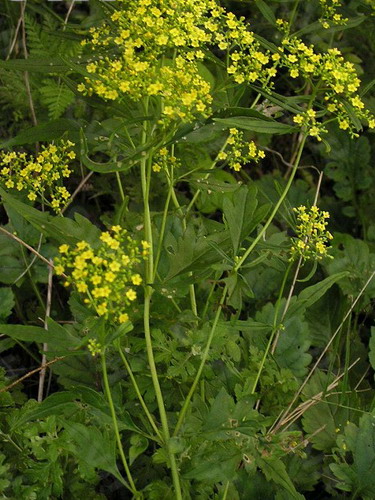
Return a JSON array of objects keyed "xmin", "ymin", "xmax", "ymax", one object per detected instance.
[
  {"xmin": 251, "ymin": 260, "xmax": 293, "ymax": 394},
  {"xmin": 140, "ymin": 103, "xmax": 183, "ymax": 499},
  {"xmin": 234, "ymin": 134, "xmax": 307, "ymax": 273},
  {"xmin": 101, "ymin": 352, "xmax": 138, "ymax": 495},
  {"xmin": 117, "ymin": 345, "xmax": 163, "ymax": 441},
  {"xmin": 174, "ymin": 284, "xmax": 228, "ymax": 436}
]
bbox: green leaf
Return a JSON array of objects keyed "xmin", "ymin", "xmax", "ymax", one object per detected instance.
[
  {"xmin": 0, "ymin": 319, "xmax": 81, "ymax": 351},
  {"xmin": 129, "ymin": 434, "xmax": 149, "ymax": 466},
  {"xmin": 40, "ymin": 79, "xmax": 75, "ymax": 120},
  {"xmin": 1, "ymin": 190, "xmax": 101, "ymax": 246},
  {"xmin": 0, "ymin": 57, "xmax": 69, "ymax": 73},
  {"xmin": 255, "ymin": 0, "xmax": 276, "ymax": 24},
  {"xmin": 0, "ymin": 119, "xmax": 80, "ymax": 148},
  {"xmin": 64, "ymin": 422, "xmax": 127, "ymax": 486},
  {"xmin": 257, "ymin": 457, "xmax": 305, "ymax": 500},
  {"xmin": 301, "ymin": 370, "xmax": 346, "ymax": 451},
  {"xmin": 223, "ymin": 184, "xmax": 258, "ymax": 254},
  {"xmin": 165, "ymin": 225, "xmax": 231, "ymax": 280},
  {"xmin": 294, "ymin": 16, "xmax": 365, "ymax": 37},
  {"xmin": 274, "ymin": 315, "xmax": 312, "ymax": 377},
  {"xmin": 214, "ymin": 117, "xmax": 296, "ymax": 135},
  {"xmin": 330, "ymin": 413, "xmax": 375, "ymax": 498},
  {"xmin": 10, "ymin": 392, "xmax": 79, "ymax": 430},
  {"xmin": 288, "ymin": 272, "xmax": 348, "ymax": 317}
]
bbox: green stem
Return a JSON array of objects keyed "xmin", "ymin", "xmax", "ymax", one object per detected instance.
[
  {"xmin": 153, "ymin": 175, "xmax": 173, "ymax": 282},
  {"xmin": 170, "ymin": 186, "xmax": 198, "ymax": 317},
  {"xmin": 222, "ymin": 481, "xmax": 230, "ymax": 500},
  {"xmin": 116, "ymin": 171, "xmax": 125, "ymax": 202},
  {"xmin": 117, "ymin": 345, "xmax": 163, "ymax": 442},
  {"xmin": 174, "ymin": 284, "xmax": 228, "ymax": 436},
  {"xmin": 101, "ymin": 352, "xmax": 138, "ymax": 495},
  {"xmin": 234, "ymin": 134, "xmax": 307, "ymax": 273},
  {"xmin": 20, "ymin": 245, "xmax": 45, "ymax": 311},
  {"xmin": 140, "ymin": 102, "xmax": 183, "ymax": 500},
  {"xmin": 184, "ymin": 136, "xmax": 230, "ymax": 218},
  {"xmin": 251, "ymin": 260, "xmax": 293, "ymax": 394}
]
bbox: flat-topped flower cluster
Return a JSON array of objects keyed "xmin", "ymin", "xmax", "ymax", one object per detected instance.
[
  {"xmin": 290, "ymin": 206, "xmax": 333, "ymax": 261},
  {"xmin": 0, "ymin": 140, "xmax": 75, "ymax": 212},
  {"xmin": 54, "ymin": 226, "xmax": 149, "ymax": 324},
  {"xmin": 78, "ymin": 0, "xmax": 375, "ymax": 141}
]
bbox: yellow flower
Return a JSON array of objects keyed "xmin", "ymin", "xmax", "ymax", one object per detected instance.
[
  {"xmin": 77, "ymin": 282, "xmax": 88, "ymax": 293},
  {"xmin": 131, "ymin": 274, "xmax": 142, "ymax": 286},
  {"xmin": 54, "ymin": 264, "xmax": 65, "ymax": 275},
  {"xmin": 118, "ymin": 313, "xmax": 129, "ymax": 323},
  {"xmin": 126, "ymin": 289, "xmax": 137, "ymax": 301}
]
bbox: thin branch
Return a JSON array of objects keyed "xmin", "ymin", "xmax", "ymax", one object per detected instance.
[
  {"xmin": 0, "ymin": 226, "xmax": 53, "ymax": 269},
  {"xmin": 60, "ymin": 171, "xmax": 94, "ymax": 215},
  {"xmin": 37, "ymin": 259, "xmax": 53, "ymax": 402},
  {"xmin": 19, "ymin": 0, "xmax": 38, "ymax": 127},
  {"xmin": 0, "ymin": 356, "xmax": 65, "ymax": 393},
  {"xmin": 273, "ymin": 271, "xmax": 375, "ymax": 432}
]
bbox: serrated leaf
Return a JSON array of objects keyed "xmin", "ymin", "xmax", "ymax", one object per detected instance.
[
  {"xmin": 257, "ymin": 457, "xmax": 305, "ymax": 499},
  {"xmin": 223, "ymin": 185, "xmax": 258, "ymax": 254},
  {"xmin": 302, "ymin": 370, "xmax": 346, "ymax": 451},
  {"xmin": 64, "ymin": 423, "xmax": 127, "ymax": 486},
  {"xmin": 330, "ymin": 413, "xmax": 375, "ymax": 498},
  {"xmin": 274, "ymin": 315, "xmax": 312, "ymax": 377}
]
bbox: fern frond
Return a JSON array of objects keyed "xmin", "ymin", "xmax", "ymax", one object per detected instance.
[{"xmin": 39, "ymin": 79, "xmax": 75, "ymax": 120}]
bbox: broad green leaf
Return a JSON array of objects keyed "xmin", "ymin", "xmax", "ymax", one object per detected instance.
[
  {"xmin": 1, "ymin": 190, "xmax": 101, "ymax": 246},
  {"xmin": 214, "ymin": 117, "xmax": 296, "ymax": 135},
  {"xmin": 274, "ymin": 315, "xmax": 312, "ymax": 377},
  {"xmin": 301, "ymin": 370, "xmax": 346, "ymax": 451},
  {"xmin": 165, "ymin": 225, "xmax": 231, "ymax": 280},
  {"xmin": 223, "ymin": 184, "xmax": 258, "ymax": 254},
  {"xmin": 64, "ymin": 422, "xmax": 127, "ymax": 486},
  {"xmin": 0, "ymin": 119, "xmax": 80, "ymax": 148},
  {"xmin": 10, "ymin": 392, "xmax": 78, "ymax": 430},
  {"xmin": 129, "ymin": 434, "xmax": 149, "ymax": 465},
  {"xmin": 330, "ymin": 413, "xmax": 375, "ymax": 498},
  {"xmin": 257, "ymin": 457, "xmax": 305, "ymax": 500},
  {"xmin": 0, "ymin": 319, "xmax": 81, "ymax": 351},
  {"xmin": 288, "ymin": 271, "xmax": 348, "ymax": 317}
]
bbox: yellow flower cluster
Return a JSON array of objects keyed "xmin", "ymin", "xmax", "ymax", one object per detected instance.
[
  {"xmin": 0, "ymin": 141, "xmax": 75, "ymax": 212},
  {"xmin": 54, "ymin": 226, "xmax": 150, "ymax": 324},
  {"xmin": 217, "ymin": 128, "xmax": 265, "ymax": 171},
  {"xmin": 78, "ymin": 0, "xmax": 274, "ymax": 122},
  {"xmin": 278, "ymin": 33, "xmax": 375, "ymax": 136},
  {"xmin": 152, "ymin": 147, "xmax": 180, "ymax": 173},
  {"xmin": 87, "ymin": 338, "xmax": 102, "ymax": 357},
  {"xmin": 79, "ymin": 0, "xmax": 217, "ymax": 122},
  {"xmin": 318, "ymin": 0, "xmax": 348, "ymax": 28},
  {"xmin": 290, "ymin": 206, "xmax": 333, "ymax": 261},
  {"xmin": 293, "ymin": 108, "xmax": 327, "ymax": 141}
]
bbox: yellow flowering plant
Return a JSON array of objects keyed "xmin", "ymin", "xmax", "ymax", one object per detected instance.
[
  {"xmin": 290, "ymin": 205, "xmax": 333, "ymax": 261},
  {"xmin": 0, "ymin": 140, "xmax": 75, "ymax": 212},
  {"xmin": 54, "ymin": 226, "xmax": 148, "ymax": 326},
  {"xmin": 1, "ymin": 1, "xmax": 375, "ymax": 499}
]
